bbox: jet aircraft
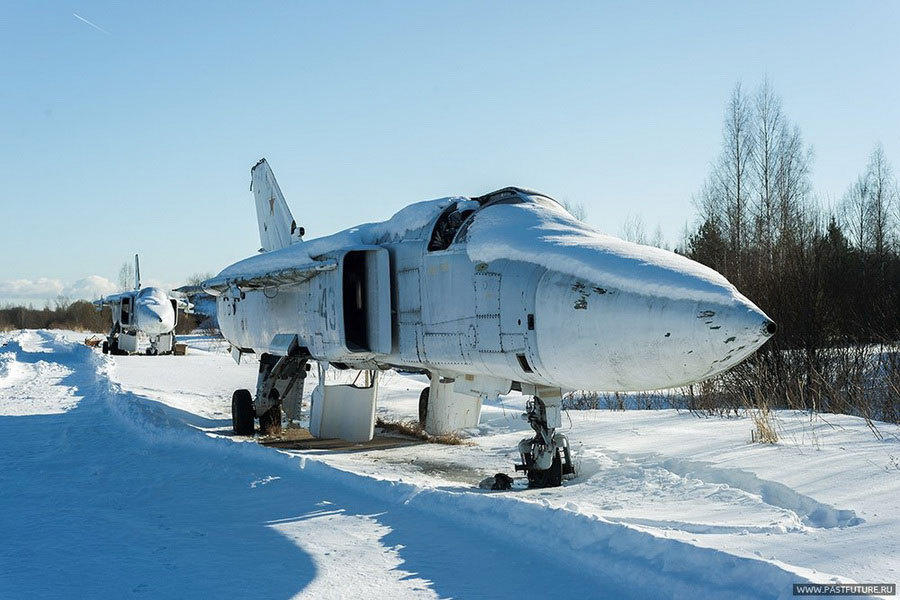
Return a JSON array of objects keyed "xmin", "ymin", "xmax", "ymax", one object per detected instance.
[
  {"xmin": 178, "ymin": 159, "xmax": 776, "ymax": 487},
  {"xmin": 95, "ymin": 255, "xmax": 187, "ymax": 355}
]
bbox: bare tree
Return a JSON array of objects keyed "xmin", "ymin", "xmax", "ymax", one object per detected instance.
[
  {"xmin": 841, "ymin": 144, "xmax": 898, "ymax": 254},
  {"xmin": 842, "ymin": 174, "xmax": 870, "ymax": 251},
  {"xmin": 560, "ymin": 199, "xmax": 587, "ymax": 221},
  {"xmin": 54, "ymin": 295, "xmax": 71, "ymax": 312},
  {"xmin": 186, "ymin": 272, "xmax": 214, "ymax": 287},
  {"xmin": 775, "ymin": 123, "xmax": 813, "ymax": 250},
  {"xmin": 621, "ymin": 213, "xmax": 647, "ymax": 244},
  {"xmin": 866, "ymin": 143, "xmax": 897, "ymax": 257},
  {"xmin": 698, "ymin": 83, "xmax": 756, "ymax": 283},
  {"xmin": 650, "ymin": 224, "xmax": 668, "ymax": 249},
  {"xmin": 753, "ymin": 80, "xmax": 783, "ymax": 255},
  {"xmin": 719, "ymin": 83, "xmax": 755, "ymax": 258}
]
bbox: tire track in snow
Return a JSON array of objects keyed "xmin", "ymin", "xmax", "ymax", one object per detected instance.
[
  {"xmin": 574, "ymin": 447, "xmax": 863, "ymax": 534},
  {"xmin": 654, "ymin": 457, "xmax": 864, "ymax": 529}
]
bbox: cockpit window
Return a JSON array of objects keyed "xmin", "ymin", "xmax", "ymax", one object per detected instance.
[
  {"xmin": 452, "ymin": 211, "xmax": 478, "ymax": 245},
  {"xmin": 428, "ymin": 205, "xmax": 476, "ymax": 251},
  {"xmin": 427, "ymin": 189, "xmax": 562, "ymax": 250}
]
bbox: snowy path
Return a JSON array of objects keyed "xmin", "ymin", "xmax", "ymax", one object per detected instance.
[
  {"xmin": 0, "ymin": 331, "xmax": 894, "ymax": 599},
  {"xmin": 0, "ymin": 332, "xmax": 599, "ymax": 598}
]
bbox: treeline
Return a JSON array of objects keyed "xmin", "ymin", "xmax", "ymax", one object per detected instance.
[
  {"xmin": 681, "ymin": 81, "xmax": 899, "ymax": 425},
  {"xmin": 0, "ymin": 299, "xmax": 199, "ymax": 335}
]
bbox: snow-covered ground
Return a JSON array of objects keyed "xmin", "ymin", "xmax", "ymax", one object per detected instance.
[{"xmin": 1, "ymin": 330, "xmax": 897, "ymax": 599}]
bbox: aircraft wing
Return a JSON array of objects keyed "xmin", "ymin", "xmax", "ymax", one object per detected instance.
[
  {"xmin": 175, "ymin": 259, "xmax": 338, "ymax": 297},
  {"xmin": 93, "ymin": 292, "xmax": 131, "ymax": 307}
]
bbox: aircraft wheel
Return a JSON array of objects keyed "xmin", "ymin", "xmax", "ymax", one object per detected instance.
[
  {"xmin": 418, "ymin": 386, "xmax": 429, "ymax": 425},
  {"xmin": 102, "ymin": 340, "xmax": 109, "ymax": 355},
  {"xmin": 525, "ymin": 450, "xmax": 563, "ymax": 488},
  {"xmin": 231, "ymin": 389, "xmax": 254, "ymax": 435}
]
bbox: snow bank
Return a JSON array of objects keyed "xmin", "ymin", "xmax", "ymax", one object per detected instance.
[
  {"xmin": 466, "ymin": 197, "xmax": 741, "ymax": 304},
  {"xmin": 0, "ymin": 351, "xmax": 19, "ymax": 387},
  {"xmin": 79, "ymin": 341, "xmax": 834, "ymax": 599}
]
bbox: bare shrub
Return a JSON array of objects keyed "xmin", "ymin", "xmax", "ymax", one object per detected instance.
[
  {"xmin": 562, "ymin": 391, "xmax": 601, "ymax": 410},
  {"xmin": 376, "ymin": 417, "xmax": 467, "ymax": 446},
  {"xmin": 749, "ymin": 406, "xmax": 778, "ymax": 443},
  {"xmin": 683, "ymin": 344, "xmax": 898, "ymax": 440}
]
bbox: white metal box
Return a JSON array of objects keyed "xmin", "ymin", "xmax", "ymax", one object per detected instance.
[
  {"xmin": 118, "ymin": 333, "xmax": 139, "ymax": 354},
  {"xmin": 309, "ymin": 381, "xmax": 377, "ymax": 443}
]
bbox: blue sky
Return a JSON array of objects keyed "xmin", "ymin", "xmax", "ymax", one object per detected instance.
[{"xmin": 1, "ymin": 1, "xmax": 898, "ymax": 303}]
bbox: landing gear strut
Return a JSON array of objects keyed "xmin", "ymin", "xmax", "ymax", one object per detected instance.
[
  {"xmin": 515, "ymin": 396, "xmax": 575, "ymax": 488},
  {"xmin": 229, "ymin": 350, "xmax": 308, "ymax": 437}
]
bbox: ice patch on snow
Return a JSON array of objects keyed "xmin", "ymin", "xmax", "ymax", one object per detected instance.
[{"xmin": 250, "ymin": 475, "xmax": 281, "ymax": 488}]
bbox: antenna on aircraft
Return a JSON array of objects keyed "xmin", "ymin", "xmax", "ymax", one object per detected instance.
[{"xmin": 134, "ymin": 254, "xmax": 141, "ymax": 290}]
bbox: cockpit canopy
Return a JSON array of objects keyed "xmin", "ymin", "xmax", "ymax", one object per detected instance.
[{"xmin": 427, "ymin": 187, "xmax": 561, "ymax": 252}]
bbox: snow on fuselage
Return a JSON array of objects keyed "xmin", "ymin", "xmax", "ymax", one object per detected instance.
[
  {"xmin": 103, "ymin": 287, "xmax": 177, "ymax": 336},
  {"xmin": 215, "ymin": 189, "xmax": 774, "ymax": 392}
]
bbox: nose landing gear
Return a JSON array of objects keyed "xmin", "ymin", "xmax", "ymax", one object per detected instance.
[{"xmin": 515, "ymin": 395, "xmax": 575, "ymax": 488}]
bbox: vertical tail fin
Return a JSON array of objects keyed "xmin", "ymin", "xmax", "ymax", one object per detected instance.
[
  {"xmin": 134, "ymin": 254, "xmax": 141, "ymax": 290},
  {"xmin": 251, "ymin": 158, "xmax": 302, "ymax": 252}
]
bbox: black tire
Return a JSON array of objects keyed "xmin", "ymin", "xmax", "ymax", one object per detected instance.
[
  {"xmin": 418, "ymin": 386, "xmax": 430, "ymax": 425},
  {"xmin": 231, "ymin": 389, "xmax": 254, "ymax": 435},
  {"xmin": 102, "ymin": 340, "xmax": 109, "ymax": 355},
  {"xmin": 526, "ymin": 449, "xmax": 563, "ymax": 488}
]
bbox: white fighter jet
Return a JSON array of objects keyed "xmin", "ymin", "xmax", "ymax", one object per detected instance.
[
  {"xmin": 178, "ymin": 159, "xmax": 776, "ymax": 487},
  {"xmin": 95, "ymin": 255, "xmax": 186, "ymax": 355}
]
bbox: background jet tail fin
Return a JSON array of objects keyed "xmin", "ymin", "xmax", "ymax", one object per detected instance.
[
  {"xmin": 251, "ymin": 158, "xmax": 302, "ymax": 252},
  {"xmin": 134, "ymin": 254, "xmax": 141, "ymax": 290}
]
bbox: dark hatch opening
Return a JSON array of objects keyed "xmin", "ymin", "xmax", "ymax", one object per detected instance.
[
  {"xmin": 121, "ymin": 297, "xmax": 132, "ymax": 326},
  {"xmin": 343, "ymin": 251, "xmax": 369, "ymax": 351},
  {"xmin": 516, "ymin": 353, "xmax": 533, "ymax": 373}
]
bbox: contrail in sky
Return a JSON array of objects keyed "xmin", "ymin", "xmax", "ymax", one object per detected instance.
[{"xmin": 73, "ymin": 12, "xmax": 110, "ymax": 35}]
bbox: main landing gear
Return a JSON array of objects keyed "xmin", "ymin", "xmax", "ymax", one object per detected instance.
[
  {"xmin": 101, "ymin": 325, "xmax": 125, "ymax": 356},
  {"xmin": 231, "ymin": 352, "xmax": 308, "ymax": 436},
  {"xmin": 515, "ymin": 395, "xmax": 575, "ymax": 488}
]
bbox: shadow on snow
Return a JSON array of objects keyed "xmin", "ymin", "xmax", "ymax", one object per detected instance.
[{"xmin": 0, "ymin": 332, "xmax": 630, "ymax": 599}]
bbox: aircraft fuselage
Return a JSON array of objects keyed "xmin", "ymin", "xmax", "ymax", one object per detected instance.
[{"xmin": 216, "ymin": 189, "xmax": 774, "ymax": 395}]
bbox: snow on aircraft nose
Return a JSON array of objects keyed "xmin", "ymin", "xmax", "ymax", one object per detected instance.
[
  {"xmin": 464, "ymin": 193, "xmax": 775, "ymax": 391},
  {"xmin": 135, "ymin": 299, "xmax": 175, "ymax": 334},
  {"xmin": 533, "ymin": 270, "xmax": 775, "ymax": 392}
]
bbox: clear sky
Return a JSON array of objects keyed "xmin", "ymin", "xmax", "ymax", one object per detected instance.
[{"xmin": 2, "ymin": 1, "xmax": 898, "ymax": 304}]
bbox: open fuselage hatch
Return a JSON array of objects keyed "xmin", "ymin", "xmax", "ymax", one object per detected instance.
[{"xmin": 341, "ymin": 249, "xmax": 391, "ymax": 355}]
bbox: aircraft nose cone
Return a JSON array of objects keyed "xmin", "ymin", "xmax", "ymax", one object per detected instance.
[
  {"xmin": 532, "ymin": 270, "xmax": 775, "ymax": 391},
  {"xmin": 136, "ymin": 301, "xmax": 175, "ymax": 334}
]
